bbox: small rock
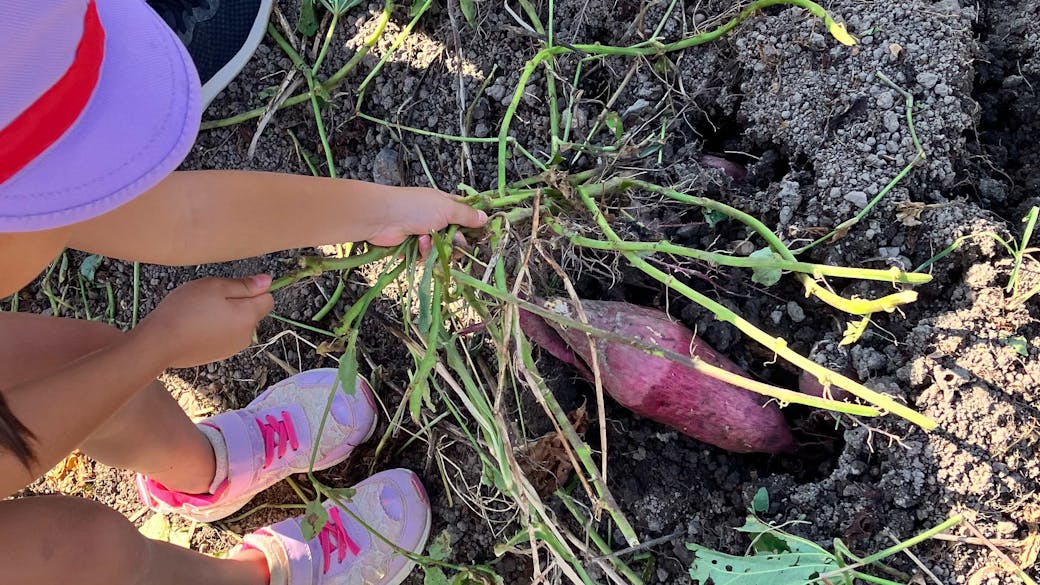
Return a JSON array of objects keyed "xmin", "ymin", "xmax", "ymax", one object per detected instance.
[
  {"xmin": 934, "ymin": 83, "xmax": 952, "ymax": 97},
  {"xmin": 916, "ymin": 71, "xmax": 939, "ymax": 89},
  {"xmin": 372, "ymin": 147, "xmax": 402, "ymax": 186},
  {"xmin": 787, "ymin": 302, "xmax": 806, "ymax": 322},
  {"xmin": 844, "ymin": 190, "xmax": 869, "ymax": 208},
  {"xmin": 876, "ymin": 91, "xmax": 895, "ymax": 109},
  {"xmin": 883, "ymin": 111, "xmax": 901, "ymax": 133}
]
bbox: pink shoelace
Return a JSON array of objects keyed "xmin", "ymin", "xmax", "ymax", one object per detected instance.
[
  {"xmin": 318, "ymin": 507, "xmax": 361, "ymax": 573},
  {"xmin": 256, "ymin": 411, "xmax": 300, "ymax": 469}
]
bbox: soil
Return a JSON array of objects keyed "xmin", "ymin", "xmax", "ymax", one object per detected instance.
[{"xmin": 17, "ymin": 0, "xmax": 1040, "ymax": 583}]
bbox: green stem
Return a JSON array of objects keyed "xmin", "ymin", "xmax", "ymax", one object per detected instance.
[
  {"xmin": 610, "ymin": 178, "xmax": 920, "ymax": 315},
  {"xmin": 270, "ymin": 246, "xmax": 394, "ymax": 292},
  {"xmin": 559, "ymin": 492, "xmax": 646, "ymax": 585},
  {"xmin": 1009, "ymin": 206, "xmax": 1039, "ymax": 295},
  {"xmin": 575, "ymin": 184, "xmax": 936, "ymax": 430},
  {"xmin": 551, "ymin": 220, "xmax": 930, "ymax": 284},
  {"xmin": 268, "ymin": 313, "xmax": 337, "ymax": 337},
  {"xmin": 354, "ymin": 0, "xmax": 433, "ymax": 112},
  {"xmin": 818, "ymin": 516, "xmax": 962, "ymax": 581},
  {"xmin": 312, "ymin": 275, "xmax": 346, "ymax": 321},
  {"xmin": 312, "ymin": 11, "xmax": 341, "ymax": 75}
]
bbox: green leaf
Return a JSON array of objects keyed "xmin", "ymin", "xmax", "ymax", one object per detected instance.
[
  {"xmin": 425, "ymin": 567, "xmax": 450, "ymax": 585},
  {"xmin": 605, "ymin": 112, "xmax": 624, "ymax": 143},
  {"xmin": 336, "ymin": 329, "xmax": 360, "ymax": 396},
  {"xmin": 301, "ymin": 498, "xmax": 329, "ymax": 540},
  {"xmin": 320, "ymin": 0, "xmax": 363, "ymax": 16},
  {"xmin": 298, "ymin": 0, "xmax": 319, "ymax": 35},
  {"xmin": 749, "ymin": 248, "xmax": 783, "ymax": 287},
  {"xmin": 428, "ymin": 530, "xmax": 453, "ymax": 561},
  {"xmin": 1003, "ymin": 335, "xmax": 1029, "ymax": 357},
  {"xmin": 687, "ymin": 544, "xmax": 838, "ymax": 585},
  {"xmin": 735, "ymin": 516, "xmax": 831, "ymax": 556},
  {"xmin": 751, "ymin": 487, "xmax": 769, "ymax": 514},
  {"xmin": 459, "ymin": 0, "xmax": 476, "ymax": 26},
  {"xmin": 80, "ymin": 255, "xmax": 104, "ymax": 283},
  {"xmin": 703, "ymin": 209, "xmax": 727, "ymax": 228}
]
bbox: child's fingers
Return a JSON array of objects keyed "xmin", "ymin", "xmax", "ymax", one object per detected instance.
[
  {"xmin": 418, "ymin": 235, "xmax": 432, "ymax": 259},
  {"xmin": 233, "ymin": 292, "xmax": 275, "ymax": 320},
  {"xmin": 446, "ymin": 202, "xmax": 488, "ymax": 229},
  {"xmin": 221, "ymin": 274, "xmax": 272, "ymax": 299}
]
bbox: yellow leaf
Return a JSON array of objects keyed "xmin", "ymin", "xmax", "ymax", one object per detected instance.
[
  {"xmin": 840, "ymin": 316, "xmax": 871, "ymax": 346},
  {"xmin": 138, "ymin": 513, "xmax": 172, "ymax": 542},
  {"xmin": 828, "ymin": 21, "xmax": 858, "ymax": 46}
]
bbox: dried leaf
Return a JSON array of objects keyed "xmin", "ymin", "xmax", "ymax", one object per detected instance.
[
  {"xmin": 895, "ymin": 201, "xmax": 926, "ymax": 227},
  {"xmin": 43, "ymin": 450, "xmax": 93, "ymax": 494},
  {"xmin": 517, "ymin": 406, "xmax": 587, "ymax": 497},
  {"xmin": 1020, "ymin": 532, "xmax": 1040, "ymax": 569}
]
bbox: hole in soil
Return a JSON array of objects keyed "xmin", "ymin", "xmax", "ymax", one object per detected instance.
[{"xmin": 960, "ymin": 1, "xmax": 1040, "ymax": 212}]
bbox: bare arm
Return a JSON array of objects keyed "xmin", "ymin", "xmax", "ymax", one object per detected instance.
[
  {"xmin": 0, "ymin": 275, "xmax": 273, "ymax": 496},
  {"xmin": 65, "ymin": 170, "xmax": 487, "ymax": 265},
  {"xmin": 0, "ymin": 324, "xmax": 169, "ymax": 494}
]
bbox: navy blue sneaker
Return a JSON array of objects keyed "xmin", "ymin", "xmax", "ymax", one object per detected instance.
[{"xmin": 148, "ymin": 0, "xmax": 273, "ymax": 108}]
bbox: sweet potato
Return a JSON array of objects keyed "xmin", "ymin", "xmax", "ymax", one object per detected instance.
[{"xmin": 521, "ymin": 298, "xmax": 795, "ymax": 454}]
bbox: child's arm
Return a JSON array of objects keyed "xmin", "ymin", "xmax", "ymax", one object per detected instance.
[
  {"xmin": 0, "ymin": 275, "xmax": 272, "ymax": 495},
  {"xmin": 64, "ymin": 171, "xmax": 488, "ymax": 265}
]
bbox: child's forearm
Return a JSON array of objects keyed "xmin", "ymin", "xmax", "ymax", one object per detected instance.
[
  {"xmin": 65, "ymin": 171, "xmax": 411, "ymax": 265},
  {"xmin": 0, "ymin": 325, "xmax": 170, "ymax": 495}
]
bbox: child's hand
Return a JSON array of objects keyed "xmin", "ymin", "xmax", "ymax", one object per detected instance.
[
  {"xmin": 364, "ymin": 187, "xmax": 488, "ymax": 247},
  {"xmin": 134, "ymin": 275, "xmax": 274, "ymax": 368}
]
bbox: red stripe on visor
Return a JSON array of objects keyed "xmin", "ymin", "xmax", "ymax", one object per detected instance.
[{"xmin": 0, "ymin": 0, "xmax": 106, "ymax": 185}]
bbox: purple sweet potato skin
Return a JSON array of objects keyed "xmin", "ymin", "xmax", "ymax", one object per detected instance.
[
  {"xmin": 798, "ymin": 369, "xmax": 854, "ymax": 402},
  {"xmin": 525, "ymin": 299, "xmax": 794, "ymax": 454}
]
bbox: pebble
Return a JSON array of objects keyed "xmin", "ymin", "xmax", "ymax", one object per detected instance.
[
  {"xmin": 787, "ymin": 302, "xmax": 806, "ymax": 322},
  {"xmin": 877, "ymin": 90, "xmax": 895, "ymax": 109},
  {"xmin": 844, "ymin": 190, "xmax": 869, "ymax": 208},
  {"xmin": 883, "ymin": 110, "xmax": 902, "ymax": 133},
  {"xmin": 372, "ymin": 147, "xmax": 402, "ymax": 186},
  {"xmin": 916, "ymin": 71, "xmax": 940, "ymax": 89}
]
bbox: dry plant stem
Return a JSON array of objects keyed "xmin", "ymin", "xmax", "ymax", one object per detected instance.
[
  {"xmin": 574, "ymin": 184, "xmax": 937, "ymax": 430},
  {"xmin": 537, "ymin": 248, "xmax": 610, "ymax": 494},
  {"xmin": 199, "ymin": 0, "xmax": 394, "ymax": 130},
  {"xmin": 453, "ymin": 269, "xmax": 881, "ymax": 417},
  {"xmin": 438, "ymin": 340, "xmax": 596, "ymax": 584},
  {"xmin": 550, "ymin": 220, "xmax": 931, "ymax": 284},
  {"xmin": 963, "ymin": 519, "xmax": 1039, "ymax": 585},
  {"xmin": 513, "ymin": 320, "xmax": 642, "ymax": 548}
]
